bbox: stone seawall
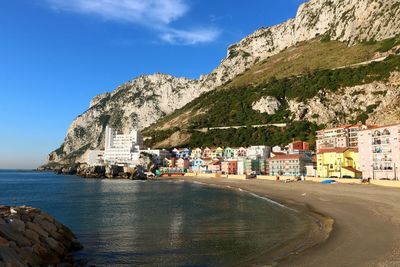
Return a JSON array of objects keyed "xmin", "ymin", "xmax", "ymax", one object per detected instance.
[{"xmin": 0, "ymin": 206, "xmax": 82, "ymax": 266}]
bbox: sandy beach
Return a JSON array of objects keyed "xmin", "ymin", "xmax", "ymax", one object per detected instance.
[{"xmin": 171, "ymin": 177, "xmax": 400, "ymax": 267}]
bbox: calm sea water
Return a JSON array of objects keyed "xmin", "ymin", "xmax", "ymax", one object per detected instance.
[{"xmin": 0, "ymin": 170, "xmax": 313, "ymax": 266}]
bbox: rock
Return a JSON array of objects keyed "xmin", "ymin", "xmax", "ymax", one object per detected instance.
[
  {"xmin": 0, "ymin": 206, "xmax": 82, "ymax": 266},
  {"xmin": 130, "ymin": 166, "xmax": 147, "ymax": 180},
  {"xmin": 0, "ymin": 236, "xmax": 9, "ymax": 246},
  {"xmin": 41, "ymin": 212, "xmax": 55, "ymax": 223},
  {"xmin": 32, "ymin": 243, "xmax": 48, "ymax": 256},
  {"xmin": 252, "ymin": 96, "xmax": 281, "ymax": 115},
  {"xmin": 288, "ymin": 80, "xmax": 400, "ymax": 126},
  {"xmin": 26, "ymin": 221, "xmax": 49, "ymax": 238},
  {"xmin": 37, "ymin": 219, "xmax": 58, "ymax": 235},
  {"xmin": 105, "ymin": 165, "xmax": 124, "ymax": 179},
  {"xmin": 24, "ymin": 229, "xmax": 40, "ymax": 243},
  {"xmin": 0, "ymin": 246, "xmax": 25, "ymax": 267},
  {"xmin": 60, "ymin": 166, "xmax": 77, "ymax": 175},
  {"xmin": 45, "ymin": 237, "xmax": 66, "ymax": 256},
  {"xmin": 8, "ymin": 218, "xmax": 25, "ymax": 232},
  {"xmin": 19, "ymin": 246, "xmax": 43, "ymax": 266},
  {"xmin": 0, "ymin": 224, "xmax": 31, "ymax": 247}
]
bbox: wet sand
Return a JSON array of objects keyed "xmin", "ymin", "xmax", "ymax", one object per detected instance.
[{"xmin": 172, "ymin": 177, "xmax": 400, "ymax": 267}]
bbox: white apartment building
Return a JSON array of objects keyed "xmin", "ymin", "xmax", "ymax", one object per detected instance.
[
  {"xmin": 104, "ymin": 126, "xmax": 144, "ymax": 164},
  {"xmin": 316, "ymin": 124, "xmax": 372, "ymax": 151},
  {"xmin": 246, "ymin": 146, "xmax": 271, "ymax": 160},
  {"xmin": 87, "ymin": 150, "xmax": 104, "ymax": 166},
  {"xmin": 358, "ymin": 124, "xmax": 400, "ymax": 180}
]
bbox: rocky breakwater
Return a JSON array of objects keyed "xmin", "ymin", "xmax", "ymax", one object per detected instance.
[
  {"xmin": 78, "ymin": 165, "xmax": 147, "ymax": 180},
  {"xmin": 51, "ymin": 152, "xmax": 157, "ymax": 180},
  {"xmin": 0, "ymin": 206, "xmax": 82, "ymax": 266}
]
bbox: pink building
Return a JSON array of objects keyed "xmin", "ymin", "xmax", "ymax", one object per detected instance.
[
  {"xmin": 235, "ymin": 147, "xmax": 247, "ymax": 158},
  {"xmin": 176, "ymin": 158, "xmax": 190, "ymax": 169},
  {"xmin": 202, "ymin": 147, "xmax": 212, "ymax": 158},
  {"xmin": 316, "ymin": 124, "xmax": 373, "ymax": 151},
  {"xmin": 358, "ymin": 124, "xmax": 400, "ymax": 180},
  {"xmin": 207, "ymin": 160, "xmax": 221, "ymax": 173}
]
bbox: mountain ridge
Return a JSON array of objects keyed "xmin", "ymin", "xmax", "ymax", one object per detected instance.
[{"xmin": 48, "ymin": 0, "xmax": 400, "ymax": 164}]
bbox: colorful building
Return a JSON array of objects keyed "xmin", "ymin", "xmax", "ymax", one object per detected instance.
[
  {"xmin": 224, "ymin": 147, "xmax": 235, "ymax": 159},
  {"xmin": 316, "ymin": 124, "xmax": 372, "ymax": 151},
  {"xmin": 316, "ymin": 148, "xmax": 361, "ymax": 178},
  {"xmin": 177, "ymin": 148, "xmax": 191, "ymax": 159},
  {"xmin": 176, "ymin": 158, "xmax": 190, "ymax": 169},
  {"xmin": 358, "ymin": 124, "xmax": 400, "ymax": 180},
  {"xmin": 164, "ymin": 158, "xmax": 176, "ymax": 167},
  {"xmin": 221, "ymin": 159, "xmax": 238, "ymax": 174},
  {"xmin": 288, "ymin": 141, "xmax": 310, "ymax": 153},
  {"xmin": 202, "ymin": 147, "xmax": 212, "ymax": 158},
  {"xmin": 191, "ymin": 148, "xmax": 202, "ymax": 159},
  {"xmin": 235, "ymin": 147, "xmax": 247, "ymax": 158},
  {"xmin": 207, "ymin": 160, "xmax": 221, "ymax": 173},
  {"xmin": 212, "ymin": 147, "xmax": 224, "ymax": 159},
  {"xmin": 191, "ymin": 158, "xmax": 205, "ymax": 172}
]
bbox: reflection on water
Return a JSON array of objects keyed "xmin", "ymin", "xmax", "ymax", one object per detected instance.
[{"xmin": 0, "ymin": 171, "xmax": 313, "ymax": 266}]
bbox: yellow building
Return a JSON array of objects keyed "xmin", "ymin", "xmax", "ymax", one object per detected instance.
[
  {"xmin": 211, "ymin": 147, "xmax": 224, "ymax": 159},
  {"xmin": 317, "ymin": 148, "xmax": 361, "ymax": 178}
]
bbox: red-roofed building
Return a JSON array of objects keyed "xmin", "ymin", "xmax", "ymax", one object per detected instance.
[
  {"xmin": 221, "ymin": 159, "xmax": 238, "ymax": 174},
  {"xmin": 288, "ymin": 141, "xmax": 309, "ymax": 152},
  {"xmin": 316, "ymin": 124, "xmax": 373, "ymax": 150}
]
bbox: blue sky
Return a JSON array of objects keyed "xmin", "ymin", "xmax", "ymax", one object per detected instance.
[{"xmin": 0, "ymin": 0, "xmax": 306, "ymax": 169}]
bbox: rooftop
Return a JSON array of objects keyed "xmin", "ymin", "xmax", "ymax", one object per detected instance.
[
  {"xmin": 317, "ymin": 147, "xmax": 358, "ymax": 154},
  {"xmin": 268, "ymin": 154, "xmax": 304, "ymax": 161}
]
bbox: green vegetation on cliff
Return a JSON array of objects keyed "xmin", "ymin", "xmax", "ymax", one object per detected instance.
[
  {"xmin": 144, "ymin": 54, "xmax": 400, "ymax": 148},
  {"xmin": 155, "ymin": 54, "xmax": 400, "ymax": 129},
  {"xmin": 144, "ymin": 122, "xmax": 320, "ymax": 150}
]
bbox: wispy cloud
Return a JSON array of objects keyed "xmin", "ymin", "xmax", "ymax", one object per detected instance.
[
  {"xmin": 160, "ymin": 27, "xmax": 221, "ymax": 45},
  {"xmin": 45, "ymin": 0, "xmax": 221, "ymax": 45}
]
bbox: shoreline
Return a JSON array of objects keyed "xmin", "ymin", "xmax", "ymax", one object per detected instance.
[
  {"xmin": 166, "ymin": 176, "xmax": 400, "ymax": 267},
  {"xmin": 165, "ymin": 177, "xmax": 334, "ymax": 267}
]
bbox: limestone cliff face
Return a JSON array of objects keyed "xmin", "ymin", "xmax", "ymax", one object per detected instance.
[
  {"xmin": 49, "ymin": 0, "xmax": 400, "ymax": 163},
  {"xmin": 288, "ymin": 72, "xmax": 400, "ymax": 126}
]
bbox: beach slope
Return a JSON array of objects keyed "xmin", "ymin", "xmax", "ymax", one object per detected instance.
[{"xmin": 175, "ymin": 177, "xmax": 400, "ymax": 267}]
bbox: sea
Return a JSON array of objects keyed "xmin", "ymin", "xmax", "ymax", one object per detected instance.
[{"xmin": 0, "ymin": 170, "xmax": 314, "ymax": 267}]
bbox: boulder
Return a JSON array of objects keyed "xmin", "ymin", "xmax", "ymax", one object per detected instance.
[
  {"xmin": 0, "ymin": 246, "xmax": 25, "ymax": 267},
  {"xmin": 0, "ymin": 206, "xmax": 82, "ymax": 266},
  {"xmin": 252, "ymin": 96, "xmax": 281, "ymax": 115}
]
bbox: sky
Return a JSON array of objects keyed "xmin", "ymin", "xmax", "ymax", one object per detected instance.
[{"xmin": 0, "ymin": 0, "xmax": 306, "ymax": 169}]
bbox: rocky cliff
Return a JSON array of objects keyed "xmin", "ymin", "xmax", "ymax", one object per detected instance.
[
  {"xmin": 288, "ymin": 71, "xmax": 400, "ymax": 126},
  {"xmin": 49, "ymin": 0, "xmax": 400, "ymax": 164}
]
